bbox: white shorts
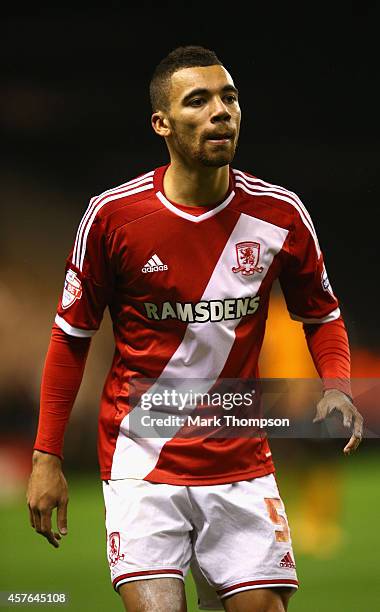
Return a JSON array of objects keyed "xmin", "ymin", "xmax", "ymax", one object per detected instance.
[{"xmin": 102, "ymin": 474, "xmax": 298, "ymax": 610}]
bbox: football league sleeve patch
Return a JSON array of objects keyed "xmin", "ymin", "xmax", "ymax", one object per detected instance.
[{"xmin": 55, "ymin": 214, "xmax": 113, "ymax": 337}]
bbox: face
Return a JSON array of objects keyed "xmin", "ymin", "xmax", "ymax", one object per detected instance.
[{"xmin": 154, "ymin": 65, "xmax": 241, "ymax": 168}]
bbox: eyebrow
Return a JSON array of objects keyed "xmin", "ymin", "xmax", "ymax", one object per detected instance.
[{"xmin": 182, "ymin": 84, "xmax": 239, "ymax": 104}]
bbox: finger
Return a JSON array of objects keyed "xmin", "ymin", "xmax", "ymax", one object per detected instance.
[
  {"xmin": 28, "ymin": 505, "xmax": 35, "ymax": 529},
  {"xmin": 353, "ymin": 413, "xmax": 364, "ymax": 440},
  {"xmin": 45, "ymin": 531, "xmax": 60, "ymax": 548},
  {"xmin": 57, "ymin": 500, "xmax": 68, "ymax": 535},
  {"xmin": 343, "ymin": 412, "xmax": 352, "ymax": 429},
  {"xmin": 32, "ymin": 509, "xmax": 42, "ymax": 534},
  {"xmin": 313, "ymin": 400, "xmax": 329, "ymax": 423},
  {"xmin": 46, "ymin": 534, "xmax": 60, "ymax": 548},
  {"xmin": 40, "ymin": 507, "xmax": 52, "ymax": 535},
  {"xmin": 313, "ymin": 404, "xmax": 323, "ymax": 423},
  {"xmin": 40, "ymin": 509, "xmax": 60, "ymax": 548},
  {"xmin": 343, "ymin": 434, "xmax": 362, "ymax": 455}
]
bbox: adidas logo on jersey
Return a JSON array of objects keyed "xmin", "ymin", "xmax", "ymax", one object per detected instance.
[
  {"xmin": 279, "ymin": 552, "xmax": 296, "ymax": 569},
  {"xmin": 142, "ymin": 254, "xmax": 168, "ymax": 273}
]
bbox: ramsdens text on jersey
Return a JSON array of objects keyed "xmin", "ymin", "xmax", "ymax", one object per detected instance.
[{"xmin": 144, "ymin": 296, "xmax": 260, "ymax": 322}]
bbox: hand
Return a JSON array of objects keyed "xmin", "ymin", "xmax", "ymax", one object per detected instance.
[
  {"xmin": 313, "ymin": 389, "xmax": 364, "ymax": 455},
  {"xmin": 26, "ymin": 451, "xmax": 69, "ymax": 548}
]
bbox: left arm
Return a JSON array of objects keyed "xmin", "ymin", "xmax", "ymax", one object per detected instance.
[{"xmin": 278, "ymin": 198, "xmax": 363, "ymax": 453}]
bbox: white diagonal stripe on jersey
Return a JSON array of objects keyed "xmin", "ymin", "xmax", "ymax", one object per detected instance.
[
  {"xmin": 110, "ymin": 212, "xmax": 289, "ymax": 479},
  {"xmin": 234, "ymin": 170, "xmax": 320, "ymax": 254},
  {"xmin": 75, "ymin": 182, "xmax": 153, "ymax": 272},
  {"xmin": 152, "ymin": 254, "xmax": 164, "ymax": 266},
  {"xmin": 235, "ymin": 180, "xmax": 321, "ymax": 257},
  {"xmin": 73, "ymin": 172, "xmax": 154, "ymax": 268},
  {"xmin": 147, "ymin": 258, "xmax": 155, "ymax": 266}
]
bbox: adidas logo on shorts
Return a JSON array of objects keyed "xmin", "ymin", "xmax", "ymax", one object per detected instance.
[
  {"xmin": 279, "ymin": 551, "xmax": 296, "ymax": 569},
  {"xmin": 142, "ymin": 254, "xmax": 168, "ymax": 273}
]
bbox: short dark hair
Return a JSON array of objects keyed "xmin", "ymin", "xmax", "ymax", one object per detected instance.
[{"xmin": 149, "ymin": 45, "xmax": 223, "ymax": 112}]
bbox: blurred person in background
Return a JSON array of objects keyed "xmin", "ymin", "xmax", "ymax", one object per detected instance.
[{"xmin": 26, "ymin": 46, "xmax": 363, "ymax": 612}]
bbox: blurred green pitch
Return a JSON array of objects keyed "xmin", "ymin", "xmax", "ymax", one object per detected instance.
[{"xmin": 1, "ymin": 453, "xmax": 379, "ymax": 612}]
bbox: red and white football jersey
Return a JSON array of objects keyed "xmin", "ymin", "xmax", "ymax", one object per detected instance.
[{"xmin": 55, "ymin": 165, "xmax": 340, "ymax": 483}]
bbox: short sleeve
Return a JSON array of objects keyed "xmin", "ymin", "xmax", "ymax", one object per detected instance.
[
  {"xmin": 55, "ymin": 205, "xmax": 113, "ymax": 337},
  {"xmin": 279, "ymin": 206, "xmax": 340, "ymax": 324}
]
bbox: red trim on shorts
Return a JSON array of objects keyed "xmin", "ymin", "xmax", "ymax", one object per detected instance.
[
  {"xmin": 113, "ymin": 569, "xmax": 183, "ymax": 589},
  {"xmin": 218, "ymin": 578, "xmax": 299, "ymax": 596}
]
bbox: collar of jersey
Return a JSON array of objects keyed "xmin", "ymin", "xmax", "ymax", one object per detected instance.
[{"xmin": 154, "ymin": 164, "xmax": 236, "ymax": 223}]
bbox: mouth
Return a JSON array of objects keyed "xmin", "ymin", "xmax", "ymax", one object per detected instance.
[{"xmin": 205, "ymin": 132, "xmax": 234, "ymax": 145}]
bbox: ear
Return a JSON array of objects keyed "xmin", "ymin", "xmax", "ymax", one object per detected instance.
[{"xmin": 151, "ymin": 111, "xmax": 171, "ymax": 137}]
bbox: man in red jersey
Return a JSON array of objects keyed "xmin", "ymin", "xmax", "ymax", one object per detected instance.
[{"xmin": 27, "ymin": 46, "xmax": 363, "ymax": 611}]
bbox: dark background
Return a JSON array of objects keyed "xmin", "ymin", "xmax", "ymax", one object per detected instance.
[{"xmin": 2, "ymin": 2, "xmax": 379, "ymax": 349}]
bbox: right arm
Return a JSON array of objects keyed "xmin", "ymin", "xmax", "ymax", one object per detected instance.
[
  {"xmin": 28, "ymin": 202, "xmax": 113, "ymax": 546},
  {"xmin": 27, "ymin": 325, "xmax": 91, "ymax": 547}
]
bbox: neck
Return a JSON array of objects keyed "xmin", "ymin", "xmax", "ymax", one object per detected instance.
[{"xmin": 163, "ymin": 160, "xmax": 230, "ymax": 207}]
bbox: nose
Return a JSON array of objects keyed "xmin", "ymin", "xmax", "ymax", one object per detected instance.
[{"xmin": 210, "ymin": 97, "xmax": 231, "ymax": 123}]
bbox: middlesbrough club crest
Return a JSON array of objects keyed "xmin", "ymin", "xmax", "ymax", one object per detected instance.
[
  {"xmin": 232, "ymin": 241, "xmax": 264, "ymax": 276},
  {"xmin": 108, "ymin": 531, "xmax": 125, "ymax": 567}
]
